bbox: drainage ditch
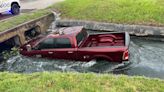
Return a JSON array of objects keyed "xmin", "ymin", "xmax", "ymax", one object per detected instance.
[{"xmin": 0, "ymin": 33, "xmax": 164, "ymax": 79}]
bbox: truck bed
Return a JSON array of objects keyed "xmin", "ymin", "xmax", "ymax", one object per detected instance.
[{"xmin": 81, "ymin": 33, "xmax": 125, "ymax": 47}]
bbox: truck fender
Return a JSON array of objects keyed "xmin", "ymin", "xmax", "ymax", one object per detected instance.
[{"xmin": 11, "ymin": 2, "xmax": 20, "ymax": 7}]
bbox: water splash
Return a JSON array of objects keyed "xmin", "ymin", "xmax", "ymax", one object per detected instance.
[{"xmin": 3, "ymin": 55, "xmax": 132, "ymax": 73}]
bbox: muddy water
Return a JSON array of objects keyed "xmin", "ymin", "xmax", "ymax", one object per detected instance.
[{"xmin": 1, "ymin": 37, "xmax": 164, "ymax": 79}]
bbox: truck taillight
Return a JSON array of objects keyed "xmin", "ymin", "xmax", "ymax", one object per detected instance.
[{"xmin": 123, "ymin": 50, "xmax": 129, "ymax": 60}]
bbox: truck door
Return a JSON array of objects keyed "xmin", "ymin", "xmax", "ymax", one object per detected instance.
[
  {"xmin": 53, "ymin": 38, "xmax": 77, "ymax": 61},
  {"xmin": 28, "ymin": 38, "xmax": 56, "ymax": 59},
  {"xmin": 0, "ymin": 0, "xmax": 5, "ymax": 12},
  {"xmin": 26, "ymin": 37, "xmax": 77, "ymax": 60},
  {"xmin": 0, "ymin": 0, "xmax": 10, "ymax": 12}
]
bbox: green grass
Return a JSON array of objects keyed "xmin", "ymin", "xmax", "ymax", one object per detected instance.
[
  {"xmin": 0, "ymin": 1, "xmax": 164, "ymax": 91},
  {"xmin": 53, "ymin": 0, "xmax": 164, "ymax": 26},
  {"xmin": 0, "ymin": 10, "xmax": 51, "ymax": 32},
  {"xmin": 1, "ymin": 0, "xmax": 164, "ymax": 32},
  {"xmin": 0, "ymin": 72, "xmax": 164, "ymax": 92}
]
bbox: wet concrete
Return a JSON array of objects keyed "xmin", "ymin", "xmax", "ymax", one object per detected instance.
[{"xmin": 1, "ymin": 36, "xmax": 164, "ymax": 79}]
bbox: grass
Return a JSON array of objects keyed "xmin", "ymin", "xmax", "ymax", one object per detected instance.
[
  {"xmin": 52, "ymin": 0, "xmax": 164, "ymax": 26},
  {"xmin": 0, "ymin": 1, "xmax": 164, "ymax": 91},
  {"xmin": 0, "ymin": 9, "xmax": 51, "ymax": 32},
  {"xmin": 0, "ymin": 72, "xmax": 164, "ymax": 92},
  {"xmin": 1, "ymin": 0, "xmax": 164, "ymax": 32}
]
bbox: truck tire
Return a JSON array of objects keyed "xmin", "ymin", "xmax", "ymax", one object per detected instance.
[{"xmin": 11, "ymin": 4, "xmax": 20, "ymax": 15}]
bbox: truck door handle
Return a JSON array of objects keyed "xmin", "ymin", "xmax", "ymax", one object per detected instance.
[
  {"xmin": 48, "ymin": 52, "xmax": 53, "ymax": 54},
  {"xmin": 67, "ymin": 51, "xmax": 73, "ymax": 54}
]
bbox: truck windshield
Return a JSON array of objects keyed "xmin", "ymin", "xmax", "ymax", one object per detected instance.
[{"xmin": 76, "ymin": 30, "xmax": 87, "ymax": 46}]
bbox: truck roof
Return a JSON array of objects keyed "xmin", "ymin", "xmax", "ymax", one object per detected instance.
[{"xmin": 47, "ymin": 26, "xmax": 83, "ymax": 38}]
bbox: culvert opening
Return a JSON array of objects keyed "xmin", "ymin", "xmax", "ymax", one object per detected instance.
[
  {"xmin": 0, "ymin": 36, "xmax": 20, "ymax": 61},
  {"xmin": 24, "ymin": 26, "xmax": 41, "ymax": 41}
]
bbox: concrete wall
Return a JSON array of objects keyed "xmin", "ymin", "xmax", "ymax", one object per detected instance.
[
  {"xmin": 0, "ymin": 13, "xmax": 54, "ymax": 45},
  {"xmin": 56, "ymin": 20, "xmax": 164, "ymax": 37}
]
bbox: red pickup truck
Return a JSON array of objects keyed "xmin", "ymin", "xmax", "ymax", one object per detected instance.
[{"xmin": 20, "ymin": 26, "xmax": 130, "ymax": 63}]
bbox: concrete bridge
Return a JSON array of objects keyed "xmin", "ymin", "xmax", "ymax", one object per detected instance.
[{"xmin": 0, "ymin": 13, "xmax": 54, "ymax": 48}]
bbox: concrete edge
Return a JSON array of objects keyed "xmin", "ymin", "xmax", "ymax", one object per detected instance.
[
  {"xmin": 56, "ymin": 19, "xmax": 164, "ymax": 37},
  {"xmin": 0, "ymin": 13, "xmax": 54, "ymax": 37}
]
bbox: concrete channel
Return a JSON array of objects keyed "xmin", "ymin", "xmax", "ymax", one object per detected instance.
[
  {"xmin": 0, "ymin": 13, "xmax": 164, "ymax": 79},
  {"xmin": 1, "ymin": 34, "xmax": 164, "ymax": 79}
]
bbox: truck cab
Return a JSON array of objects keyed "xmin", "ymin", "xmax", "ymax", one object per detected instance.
[
  {"xmin": 0, "ymin": 0, "xmax": 20, "ymax": 15},
  {"xmin": 20, "ymin": 26, "xmax": 130, "ymax": 63}
]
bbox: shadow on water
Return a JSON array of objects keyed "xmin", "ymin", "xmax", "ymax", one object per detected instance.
[{"xmin": 1, "ymin": 37, "xmax": 164, "ymax": 79}]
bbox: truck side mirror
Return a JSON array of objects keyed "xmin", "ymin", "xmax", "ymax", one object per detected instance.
[{"xmin": 26, "ymin": 44, "xmax": 31, "ymax": 51}]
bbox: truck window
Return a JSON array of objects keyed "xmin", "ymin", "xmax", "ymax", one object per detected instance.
[
  {"xmin": 55, "ymin": 38, "xmax": 72, "ymax": 48},
  {"xmin": 76, "ymin": 30, "xmax": 87, "ymax": 46},
  {"xmin": 38, "ymin": 38, "xmax": 54, "ymax": 49}
]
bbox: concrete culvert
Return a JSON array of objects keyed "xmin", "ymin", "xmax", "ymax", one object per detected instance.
[
  {"xmin": 24, "ymin": 26, "xmax": 41, "ymax": 41},
  {"xmin": 0, "ymin": 36, "xmax": 20, "ymax": 61}
]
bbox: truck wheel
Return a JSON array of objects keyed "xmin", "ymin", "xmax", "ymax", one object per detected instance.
[{"xmin": 11, "ymin": 4, "xmax": 20, "ymax": 15}]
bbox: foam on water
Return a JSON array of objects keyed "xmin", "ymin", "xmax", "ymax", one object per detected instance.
[{"xmin": 3, "ymin": 55, "xmax": 129, "ymax": 73}]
